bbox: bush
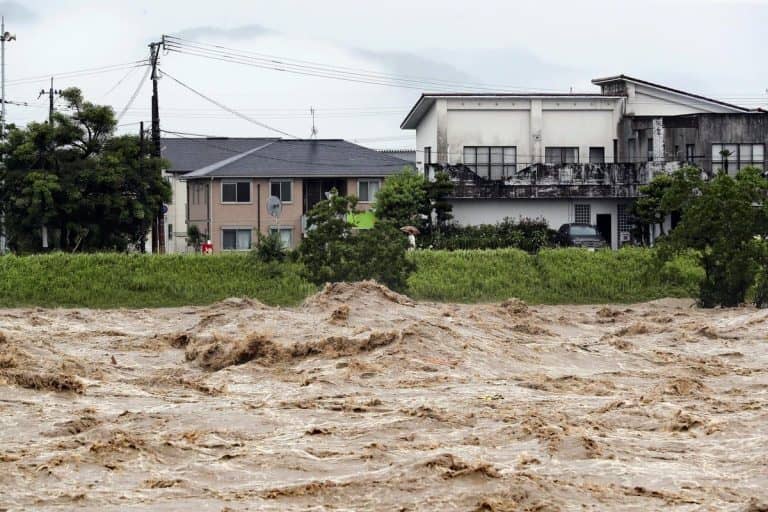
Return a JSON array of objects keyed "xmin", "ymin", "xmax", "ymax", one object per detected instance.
[
  {"xmin": 299, "ymin": 193, "xmax": 415, "ymax": 291},
  {"xmin": 252, "ymin": 232, "xmax": 286, "ymax": 263},
  {"xmin": 373, "ymin": 167, "xmax": 430, "ymax": 229},
  {"xmin": 421, "ymin": 217, "xmax": 555, "ymax": 253},
  {"xmin": 660, "ymin": 168, "xmax": 768, "ymax": 307}
]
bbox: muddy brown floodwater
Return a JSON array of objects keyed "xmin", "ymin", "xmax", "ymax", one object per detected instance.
[{"xmin": 1, "ymin": 281, "xmax": 767, "ymax": 511}]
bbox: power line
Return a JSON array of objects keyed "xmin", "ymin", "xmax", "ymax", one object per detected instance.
[
  {"xmin": 159, "ymin": 68, "xmax": 300, "ymax": 138},
  {"xmin": 5, "ymin": 60, "xmax": 149, "ymax": 87},
  {"xmin": 116, "ymin": 64, "xmax": 151, "ymax": 122},
  {"xmin": 101, "ymin": 65, "xmax": 140, "ymax": 98},
  {"xmin": 166, "ymin": 36, "xmax": 568, "ymax": 91}
]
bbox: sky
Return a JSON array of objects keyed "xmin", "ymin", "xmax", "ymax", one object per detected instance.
[{"xmin": 2, "ymin": 0, "xmax": 767, "ymax": 149}]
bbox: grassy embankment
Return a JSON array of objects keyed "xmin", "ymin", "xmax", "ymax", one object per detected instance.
[{"xmin": 0, "ymin": 248, "xmax": 703, "ymax": 308}]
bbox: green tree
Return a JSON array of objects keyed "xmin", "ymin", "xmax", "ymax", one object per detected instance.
[
  {"xmin": 424, "ymin": 170, "xmax": 454, "ymax": 231},
  {"xmin": 299, "ymin": 191, "xmax": 414, "ymax": 291},
  {"xmin": 660, "ymin": 167, "xmax": 768, "ymax": 307},
  {"xmin": 373, "ymin": 167, "xmax": 430, "ymax": 229},
  {"xmin": 632, "ymin": 166, "xmax": 703, "ymax": 238},
  {"xmin": 0, "ymin": 88, "xmax": 170, "ymax": 252}
]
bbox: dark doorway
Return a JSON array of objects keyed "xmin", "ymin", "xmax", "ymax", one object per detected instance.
[
  {"xmin": 596, "ymin": 214, "xmax": 612, "ymax": 247},
  {"xmin": 303, "ymin": 179, "xmax": 347, "ymax": 213}
]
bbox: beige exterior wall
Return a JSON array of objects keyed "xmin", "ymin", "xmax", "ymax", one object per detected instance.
[
  {"xmin": 187, "ymin": 180, "xmax": 211, "ymax": 241},
  {"xmin": 188, "ymin": 177, "xmax": 385, "ymax": 252}
]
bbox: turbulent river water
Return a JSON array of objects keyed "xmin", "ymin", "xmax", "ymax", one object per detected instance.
[{"xmin": 1, "ymin": 282, "xmax": 767, "ymax": 511}]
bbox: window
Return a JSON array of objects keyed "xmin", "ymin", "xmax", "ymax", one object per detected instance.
[
  {"xmin": 617, "ymin": 203, "xmax": 631, "ymax": 242},
  {"xmin": 222, "ymin": 229, "xmax": 252, "ymax": 250},
  {"xmin": 463, "ymin": 146, "xmax": 516, "ymax": 179},
  {"xmin": 424, "ymin": 146, "xmax": 432, "ymax": 165},
  {"xmin": 168, "ymin": 223, "xmax": 173, "ymax": 242},
  {"xmin": 545, "ymin": 147, "xmax": 579, "ymax": 164},
  {"xmin": 574, "ymin": 204, "xmax": 591, "ymax": 224},
  {"xmin": 357, "ymin": 179, "xmax": 381, "ymax": 202},
  {"xmin": 686, "ymin": 144, "xmax": 695, "ymax": 164},
  {"xmin": 222, "ymin": 181, "xmax": 251, "ymax": 203},
  {"xmin": 589, "ymin": 147, "xmax": 605, "ymax": 164},
  {"xmin": 613, "ymin": 139, "xmax": 618, "ymax": 163},
  {"xmin": 711, "ymin": 143, "xmax": 764, "ymax": 172},
  {"xmin": 269, "ymin": 180, "xmax": 293, "ymax": 202},
  {"xmin": 647, "ymin": 138, "xmax": 654, "ymax": 162},
  {"xmin": 269, "ymin": 227, "xmax": 293, "ymax": 249}
]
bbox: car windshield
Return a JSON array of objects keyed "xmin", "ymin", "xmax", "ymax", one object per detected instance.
[{"xmin": 570, "ymin": 225, "xmax": 598, "ymax": 236}]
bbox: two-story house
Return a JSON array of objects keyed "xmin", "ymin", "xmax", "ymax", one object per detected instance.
[
  {"xmin": 175, "ymin": 138, "xmax": 410, "ymax": 252},
  {"xmin": 401, "ymin": 74, "xmax": 767, "ymax": 248}
]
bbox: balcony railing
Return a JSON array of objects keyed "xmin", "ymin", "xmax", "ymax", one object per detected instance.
[{"xmin": 425, "ymin": 161, "xmax": 685, "ymax": 199}]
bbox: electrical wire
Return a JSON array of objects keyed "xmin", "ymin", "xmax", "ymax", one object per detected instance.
[
  {"xmin": 164, "ymin": 35, "xmax": 566, "ymax": 93},
  {"xmin": 116, "ymin": 64, "xmax": 152, "ymax": 122},
  {"xmin": 159, "ymin": 69, "xmax": 300, "ymax": 138},
  {"xmin": 6, "ymin": 61, "xmax": 149, "ymax": 88}
]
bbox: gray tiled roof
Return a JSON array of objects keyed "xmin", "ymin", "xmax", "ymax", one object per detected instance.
[
  {"xmin": 168, "ymin": 138, "xmax": 413, "ymax": 179},
  {"xmin": 161, "ymin": 137, "xmax": 278, "ymax": 173}
]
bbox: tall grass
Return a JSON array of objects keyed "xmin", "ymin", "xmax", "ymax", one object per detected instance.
[
  {"xmin": 0, "ymin": 248, "xmax": 703, "ymax": 308},
  {"xmin": 407, "ymin": 247, "xmax": 702, "ymax": 304},
  {"xmin": 0, "ymin": 253, "xmax": 316, "ymax": 308}
]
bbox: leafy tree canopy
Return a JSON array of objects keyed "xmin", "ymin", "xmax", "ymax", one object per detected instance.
[
  {"xmin": 0, "ymin": 87, "xmax": 170, "ymax": 252},
  {"xmin": 659, "ymin": 167, "xmax": 768, "ymax": 307},
  {"xmin": 299, "ymin": 191, "xmax": 414, "ymax": 291}
]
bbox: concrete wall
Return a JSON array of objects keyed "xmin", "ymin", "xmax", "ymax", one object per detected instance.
[
  {"xmin": 437, "ymin": 97, "xmax": 621, "ymax": 167},
  {"xmin": 450, "ymin": 198, "xmax": 632, "ymax": 250},
  {"xmin": 415, "ymin": 102, "xmax": 439, "ymax": 171}
]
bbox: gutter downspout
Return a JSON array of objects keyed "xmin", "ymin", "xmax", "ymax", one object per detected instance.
[{"xmin": 256, "ymin": 183, "xmax": 261, "ymax": 244}]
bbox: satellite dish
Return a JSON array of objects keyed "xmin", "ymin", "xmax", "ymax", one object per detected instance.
[{"xmin": 267, "ymin": 195, "xmax": 282, "ymax": 219}]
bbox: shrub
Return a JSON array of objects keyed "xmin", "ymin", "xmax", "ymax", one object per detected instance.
[
  {"xmin": 660, "ymin": 167, "xmax": 768, "ymax": 307},
  {"xmin": 252, "ymin": 232, "xmax": 286, "ymax": 263},
  {"xmin": 421, "ymin": 217, "xmax": 555, "ymax": 253},
  {"xmin": 299, "ymin": 193, "xmax": 415, "ymax": 291},
  {"xmin": 373, "ymin": 167, "xmax": 430, "ymax": 229}
]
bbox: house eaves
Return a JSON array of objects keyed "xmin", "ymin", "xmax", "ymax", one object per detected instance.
[
  {"xmin": 591, "ymin": 74, "xmax": 752, "ymax": 113},
  {"xmin": 400, "ymin": 93, "xmax": 623, "ymax": 130}
]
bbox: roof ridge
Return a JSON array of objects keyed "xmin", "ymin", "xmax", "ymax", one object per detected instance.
[{"xmin": 183, "ymin": 140, "xmax": 278, "ymax": 178}]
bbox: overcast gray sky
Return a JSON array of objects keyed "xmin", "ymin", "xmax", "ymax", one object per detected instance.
[{"xmin": 3, "ymin": 0, "xmax": 767, "ymax": 148}]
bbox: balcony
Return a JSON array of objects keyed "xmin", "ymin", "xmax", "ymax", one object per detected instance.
[{"xmin": 425, "ymin": 161, "xmax": 684, "ymax": 200}]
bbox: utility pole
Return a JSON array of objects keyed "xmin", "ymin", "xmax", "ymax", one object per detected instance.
[
  {"xmin": 149, "ymin": 38, "xmax": 165, "ymax": 254},
  {"xmin": 38, "ymin": 77, "xmax": 61, "ymax": 125},
  {"xmin": 139, "ymin": 121, "xmax": 148, "ymax": 253},
  {"xmin": 0, "ymin": 17, "xmax": 16, "ymax": 255}
]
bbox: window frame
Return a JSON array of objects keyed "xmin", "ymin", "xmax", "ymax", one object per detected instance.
[
  {"xmin": 221, "ymin": 180, "xmax": 252, "ymax": 204},
  {"xmin": 424, "ymin": 146, "xmax": 432, "ymax": 165},
  {"xmin": 221, "ymin": 228, "xmax": 253, "ymax": 251},
  {"xmin": 357, "ymin": 179, "xmax": 381, "ymax": 203},
  {"xmin": 269, "ymin": 226, "xmax": 294, "ymax": 249},
  {"xmin": 574, "ymin": 204, "xmax": 591, "ymax": 225},
  {"xmin": 269, "ymin": 179, "xmax": 293, "ymax": 203},
  {"xmin": 462, "ymin": 146, "xmax": 516, "ymax": 179},
  {"xmin": 588, "ymin": 147, "xmax": 605, "ymax": 164},
  {"xmin": 711, "ymin": 143, "xmax": 765, "ymax": 171},
  {"xmin": 545, "ymin": 147, "xmax": 580, "ymax": 165}
]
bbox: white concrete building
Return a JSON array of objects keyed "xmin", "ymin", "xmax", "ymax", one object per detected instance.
[{"xmin": 401, "ymin": 74, "xmax": 761, "ymax": 248}]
